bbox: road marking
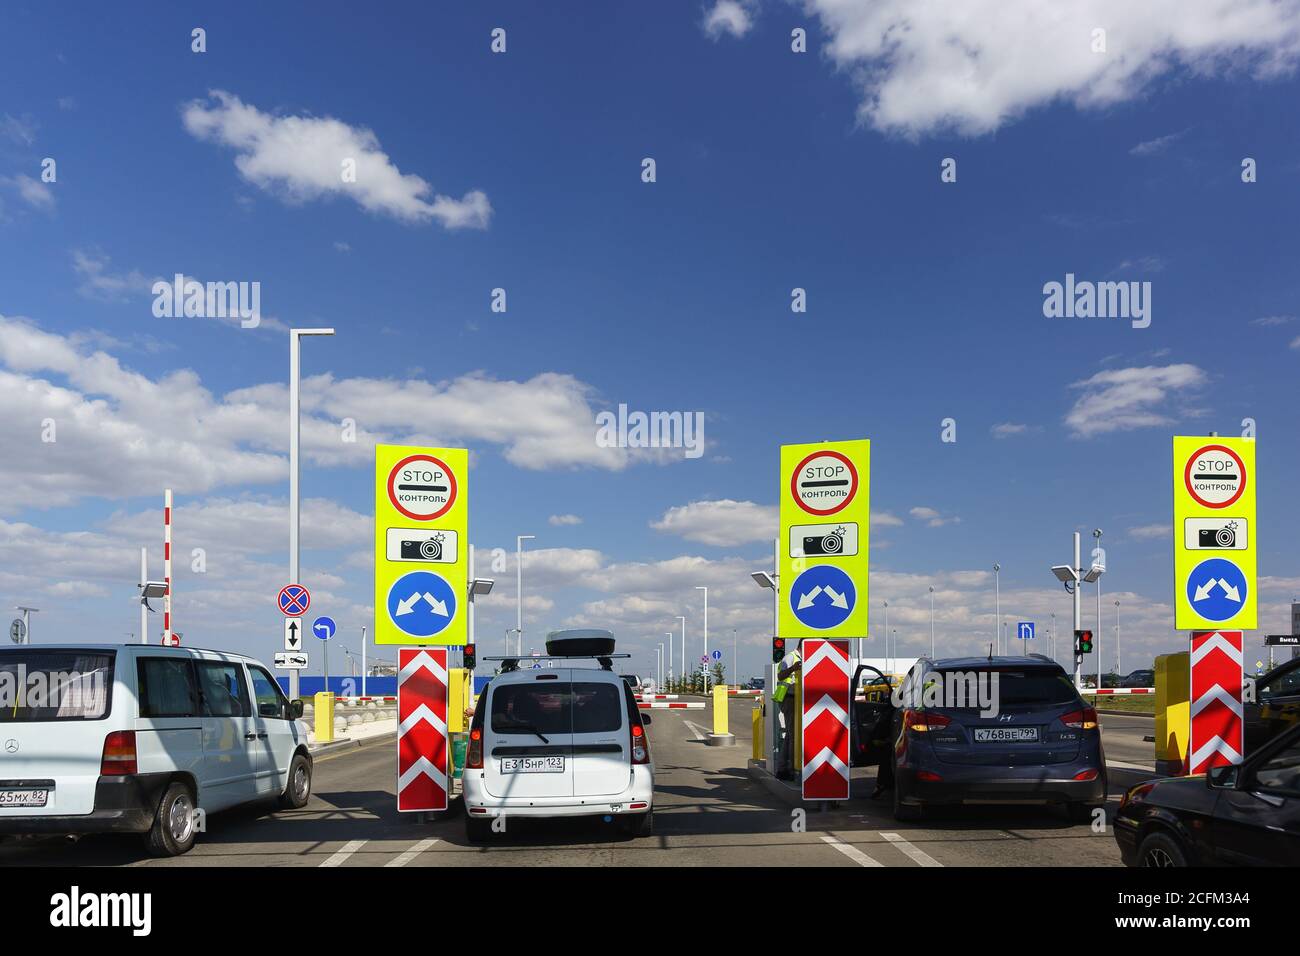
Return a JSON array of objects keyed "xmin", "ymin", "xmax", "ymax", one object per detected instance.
[
  {"xmin": 819, "ymin": 833, "xmax": 882, "ymax": 867},
  {"xmin": 1107, "ymin": 759, "xmax": 1158, "ymax": 773},
  {"xmin": 683, "ymin": 720, "xmax": 707, "ymax": 741},
  {"xmin": 384, "ymin": 837, "xmax": 439, "ymax": 867},
  {"xmin": 880, "ymin": 831, "xmax": 943, "ymax": 867},
  {"xmin": 319, "ymin": 839, "xmax": 368, "ymax": 867}
]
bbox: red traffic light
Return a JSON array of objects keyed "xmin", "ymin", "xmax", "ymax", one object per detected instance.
[
  {"xmin": 464, "ymin": 643, "xmax": 477, "ymax": 669},
  {"xmin": 771, "ymin": 637, "xmax": 786, "ymax": 663}
]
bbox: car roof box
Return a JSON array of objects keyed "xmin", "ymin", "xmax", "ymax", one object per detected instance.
[{"xmin": 545, "ymin": 628, "xmax": 615, "ymax": 657}]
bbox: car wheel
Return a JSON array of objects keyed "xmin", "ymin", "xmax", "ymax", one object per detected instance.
[
  {"xmin": 279, "ymin": 753, "xmax": 312, "ymax": 810},
  {"xmin": 144, "ymin": 781, "xmax": 198, "ymax": 857},
  {"xmin": 1137, "ymin": 830, "xmax": 1188, "ymax": 867},
  {"xmin": 621, "ymin": 810, "xmax": 653, "ymax": 837},
  {"xmin": 892, "ymin": 777, "xmax": 922, "ymax": 822},
  {"xmin": 464, "ymin": 815, "xmax": 493, "ymax": 843}
]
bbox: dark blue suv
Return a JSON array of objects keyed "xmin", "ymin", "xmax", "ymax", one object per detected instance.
[{"xmin": 852, "ymin": 655, "xmax": 1106, "ymax": 822}]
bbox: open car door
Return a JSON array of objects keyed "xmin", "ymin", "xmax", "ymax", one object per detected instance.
[{"xmin": 850, "ymin": 664, "xmax": 894, "ymax": 768}]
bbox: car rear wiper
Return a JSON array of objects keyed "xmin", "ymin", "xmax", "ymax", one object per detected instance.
[{"xmin": 498, "ymin": 720, "xmax": 550, "ymax": 744}]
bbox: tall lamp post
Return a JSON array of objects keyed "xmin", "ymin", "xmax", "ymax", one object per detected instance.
[
  {"xmin": 288, "ymin": 327, "xmax": 334, "ymax": 702},
  {"xmin": 928, "ymin": 585, "xmax": 936, "ymax": 658},
  {"xmin": 516, "ymin": 535, "xmax": 535, "ymax": 656},
  {"xmin": 1114, "ymin": 600, "xmax": 1121, "ymax": 677},
  {"xmin": 695, "ymin": 586, "xmax": 709, "ymax": 691},
  {"xmin": 993, "ymin": 563, "xmax": 1001, "ymax": 654},
  {"xmin": 677, "ymin": 615, "xmax": 687, "ymax": 689},
  {"xmin": 1089, "ymin": 529, "xmax": 1105, "ymax": 689}
]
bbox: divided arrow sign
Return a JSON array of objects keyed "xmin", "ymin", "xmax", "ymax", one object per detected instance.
[
  {"xmin": 395, "ymin": 591, "xmax": 450, "ymax": 617},
  {"xmin": 796, "ymin": 585, "xmax": 850, "ymax": 610},
  {"xmin": 1193, "ymin": 578, "xmax": 1242, "ymax": 604}
]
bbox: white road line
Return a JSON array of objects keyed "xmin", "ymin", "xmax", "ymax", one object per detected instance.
[
  {"xmin": 1108, "ymin": 759, "xmax": 1157, "ymax": 773},
  {"xmin": 880, "ymin": 831, "xmax": 943, "ymax": 867},
  {"xmin": 319, "ymin": 839, "xmax": 368, "ymax": 868},
  {"xmin": 384, "ymin": 837, "xmax": 440, "ymax": 868},
  {"xmin": 683, "ymin": 720, "xmax": 707, "ymax": 741},
  {"xmin": 819, "ymin": 833, "xmax": 883, "ymax": 867}
]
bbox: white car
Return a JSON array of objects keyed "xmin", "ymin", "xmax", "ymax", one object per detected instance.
[
  {"xmin": 462, "ymin": 630, "xmax": 654, "ymax": 840},
  {"xmin": 0, "ymin": 644, "xmax": 312, "ymax": 856}
]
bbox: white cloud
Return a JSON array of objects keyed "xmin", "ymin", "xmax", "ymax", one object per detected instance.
[
  {"xmin": 991, "ymin": 422, "xmax": 1029, "ymax": 439},
  {"xmin": 182, "ymin": 90, "xmax": 491, "ymax": 228},
  {"xmin": 1252, "ymin": 314, "xmax": 1294, "ymax": 326},
  {"xmin": 909, "ymin": 506, "xmax": 960, "ymax": 528},
  {"xmin": 650, "ymin": 499, "xmax": 775, "ymax": 546},
  {"xmin": 0, "ymin": 315, "xmax": 675, "ymax": 512},
  {"xmin": 871, "ymin": 511, "xmax": 905, "ymax": 528},
  {"xmin": 71, "ymin": 250, "xmax": 153, "ymax": 302},
  {"xmin": 798, "ymin": 1, "xmax": 1300, "ymax": 136},
  {"xmin": 0, "ymin": 114, "xmax": 35, "ymax": 145},
  {"xmin": 1128, "ymin": 523, "xmax": 1171, "ymax": 540},
  {"xmin": 1064, "ymin": 364, "xmax": 1207, "ymax": 437},
  {"xmin": 703, "ymin": 1, "xmax": 755, "ymax": 39},
  {"xmin": 4, "ymin": 175, "xmax": 54, "ymax": 210},
  {"xmin": 548, "ymin": 513, "xmax": 583, "ymax": 526},
  {"xmin": 1130, "ymin": 130, "xmax": 1188, "ymax": 156}
]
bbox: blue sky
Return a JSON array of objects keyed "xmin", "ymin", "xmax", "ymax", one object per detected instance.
[{"xmin": 2, "ymin": 1, "xmax": 1300, "ymax": 680}]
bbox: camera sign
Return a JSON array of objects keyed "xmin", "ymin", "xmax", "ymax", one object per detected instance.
[
  {"xmin": 788, "ymin": 522, "xmax": 859, "ymax": 558},
  {"xmin": 386, "ymin": 528, "xmax": 458, "ymax": 563},
  {"xmin": 375, "ymin": 445, "xmax": 469, "ymax": 646},
  {"xmin": 1173, "ymin": 437, "xmax": 1256, "ymax": 631},
  {"xmin": 1184, "ymin": 517, "xmax": 1247, "ymax": 551},
  {"xmin": 790, "ymin": 450, "xmax": 858, "ymax": 516}
]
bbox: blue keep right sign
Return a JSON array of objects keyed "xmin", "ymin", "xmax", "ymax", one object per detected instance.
[
  {"xmin": 1185, "ymin": 557, "xmax": 1248, "ymax": 623},
  {"xmin": 789, "ymin": 565, "xmax": 856, "ymax": 631}
]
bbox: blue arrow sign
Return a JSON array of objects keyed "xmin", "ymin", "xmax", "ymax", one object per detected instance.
[
  {"xmin": 1186, "ymin": 557, "xmax": 1248, "ymax": 623},
  {"xmin": 711, "ymin": 649, "xmax": 723, "ymax": 662},
  {"xmin": 789, "ymin": 565, "xmax": 856, "ymax": 631},
  {"xmin": 312, "ymin": 616, "xmax": 336, "ymax": 642},
  {"xmin": 1017, "ymin": 621, "xmax": 1035, "ymax": 641},
  {"xmin": 386, "ymin": 570, "xmax": 457, "ymax": 639}
]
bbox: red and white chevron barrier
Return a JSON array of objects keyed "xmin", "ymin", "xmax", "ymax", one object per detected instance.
[
  {"xmin": 397, "ymin": 648, "xmax": 449, "ymax": 813},
  {"xmin": 637, "ymin": 694, "xmax": 679, "ymax": 700},
  {"xmin": 727, "ymin": 690, "xmax": 762, "ymax": 696},
  {"xmin": 1189, "ymin": 631, "xmax": 1243, "ymax": 775},
  {"xmin": 802, "ymin": 639, "xmax": 851, "ymax": 801},
  {"xmin": 1084, "ymin": 688, "xmax": 1154, "ymax": 695},
  {"xmin": 637, "ymin": 702, "xmax": 705, "ymax": 709}
]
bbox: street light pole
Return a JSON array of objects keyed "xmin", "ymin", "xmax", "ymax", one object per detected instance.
[
  {"xmin": 516, "ymin": 535, "xmax": 535, "ymax": 656},
  {"xmin": 1114, "ymin": 600, "xmax": 1121, "ymax": 676},
  {"xmin": 665, "ymin": 632, "xmax": 674, "ymax": 686},
  {"xmin": 1073, "ymin": 533, "xmax": 1082, "ymax": 687},
  {"xmin": 883, "ymin": 599, "xmax": 889, "ymax": 668},
  {"xmin": 677, "ymin": 615, "xmax": 687, "ymax": 689},
  {"xmin": 696, "ymin": 586, "xmax": 708, "ymax": 691},
  {"xmin": 14, "ymin": 606, "xmax": 37, "ymax": 645},
  {"xmin": 928, "ymin": 585, "xmax": 935, "ymax": 658},
  {"xmin": 289, "ymin": 328, "xmax": 333, "ymax": 702},
  {"xmin": 1093, "ymin": 528, "xmax": 1103, "ymax": 690},
  {"xmin": 993, "ymin": 563, "xmax": 1001, "ymax": 654}
]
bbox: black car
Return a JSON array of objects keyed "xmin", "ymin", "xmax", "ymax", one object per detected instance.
[
  {"xmin": 1118, "ymin": 669, "xmax": 1154, "ymax": 689},
  {"xmin": 1114, "ymin": 722, "xmax": 1300, "ymax": 865},
  {"xmin": 851, "ymin": 656, "xmax": 1106, "ymax": 822},
  {"xmin": 1244, "ymin": 657, "xmax": 1300, "ymax": 755}
]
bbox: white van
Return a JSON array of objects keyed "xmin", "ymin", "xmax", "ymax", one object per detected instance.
[
  {"xmin": 462, "ymin": 630, "xmax": 654, "ymax": 841},
  {"xmin": 0, "ymin": 644, "xmax": 311, "ymax": 856}
]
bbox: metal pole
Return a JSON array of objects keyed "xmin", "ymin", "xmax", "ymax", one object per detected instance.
[
  {"xmin": 1072, "ymin": 532, "xmax": 1082, "ymax": 688},
  {"xmin": 361, "ymin": 625, "xmax": 367, "ymax": 698},
  {"xmin": 677, "ymin": 615, "xmax": 687, "ymax": 690},
  {"xmin": 139, "ymin": 547, "xmax": 148, "ymax": 644},
  {"xmin": 163, "ymin": 489, "xmax": 173, "ymax": 645},
  {"xmin": 733, "ymin": 627, "xmax": 737, "ymax": 690},
  {"xmin": 1114, "ymin": 600, "xmax": 1121, "ymax": 677},
  {"xmin": 516, "ymin": 535, "xmax": 534, "ymax": 656},
  {"xmin": 993, "ymin": 564, "xmax": 1000, "ymax": 654},
  {"xmin": 883, "ymin": 600, "xmax": 889, "ymax": 671},
  {"xmin": 768, "ymin": 537, "xmax": 780, "ymax": 772},
  {"xmin": 929, "ymin": 585, "xmax": 935, "ymax": 658},
  {"xmin": 665, "ymin": 632, "xmax": 673, "ymax": 686},
  {"xmin": 697, "ymin": 586, "xmax": 709, "ymax": 691}
]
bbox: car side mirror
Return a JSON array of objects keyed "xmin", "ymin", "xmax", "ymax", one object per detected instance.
[
  {"xmin": 1206, "ymin": 763, "xmax": 1240, "ymax": 789},
  {"xmin": 290, "ymin": 699, "xmax": 304, "ymax": 720}
]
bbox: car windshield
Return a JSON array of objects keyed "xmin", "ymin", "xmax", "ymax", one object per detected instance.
[
  {"xmin": 0, "ymin": 649, "xmax": 115, "ymax": 721},
  {"xmin": 491, "ymin": 681, "xmax": 623, "ymax": 735}
]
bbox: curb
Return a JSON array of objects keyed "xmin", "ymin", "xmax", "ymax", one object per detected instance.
[
  {"xmin": 747, "ymin": 758, "xmax": 803, "ymax": 807},
  {"xmin": 309, "ymin": 730, "xmax": 398, "ymax": 756}
]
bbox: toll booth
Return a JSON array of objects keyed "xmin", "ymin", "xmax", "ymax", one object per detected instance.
[{"xmin": 1154, "ymin": 651, "xmax": 1190, "ymax": 776}]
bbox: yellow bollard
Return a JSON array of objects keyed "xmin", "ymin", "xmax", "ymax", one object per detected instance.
[
  {"xmin": 752, "ymin": 703, "xmax": 763, "ymax": 760},
  {"xmin": 314, "ymin": 691, "xmax": 335, "ymax": 744},
  {"xmin": 1155, "ymin": 652, "xmax": 1190, "ymax": 775},
  {"xmin": 448, "ymin": 668, "xmax": 467, "ymax": 733},
  {"xmin": 712, "ymin": 683, "xmax": 729, "ymax": 736}
]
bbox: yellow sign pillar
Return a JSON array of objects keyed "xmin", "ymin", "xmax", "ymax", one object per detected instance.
[
  {"xmin": 1155, "ymin": 652, "xmax": 1190, "ymax": 776},
  {"xmin": 314, "ymin": 691, "xmax": 335, "ymax": 743},
  {"xmin": 712, "ymin": 684, "xmax": 729, "ymax": 736}
]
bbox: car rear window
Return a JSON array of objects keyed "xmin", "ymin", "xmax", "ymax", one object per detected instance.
[
  {"xmin": 0, "ymin": 649, "xmax": 115, "ymax": 721},
  {"xmin": 933, "ymin": 668, "xmax": 1079, "ymax": 708},
  {"xmin": 491, "ymin": 681, "xmax": 624, "ymax": 735}
]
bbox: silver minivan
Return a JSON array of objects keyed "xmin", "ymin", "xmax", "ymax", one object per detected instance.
[{"xmin": 0, "ymin": 644, "xmax": 311, "ymax": 856}]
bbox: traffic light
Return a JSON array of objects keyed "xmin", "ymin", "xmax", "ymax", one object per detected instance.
[
  {"xmin": 1075, "ymin": 629, "xmax": 1093, "ymax": 656},
  {"xmin": 771, "ymin": 637, "xmax": 786, "ymax": 664},
  {"xmin": 463, "ymin": 643, "xmax": 477, "ymax": 670}
]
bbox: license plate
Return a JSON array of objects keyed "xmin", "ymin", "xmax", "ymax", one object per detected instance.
[
  {"xmin": 0, "ymin": 789, "xmax": 49, "ymax": 808},
  {"xmin": 974, "ymin": 727, "xmax": 1039, "ymax": 743},
  {"xmin": 501, "ymin": 756, "xmax": 565, "ymax": 774}
]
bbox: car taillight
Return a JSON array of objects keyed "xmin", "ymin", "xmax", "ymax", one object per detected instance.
[
  {"xmin": 904, "ymin": 709, "xmax": 951, "ymax": 733},
  {"xmin": 1061, "ymin": 706, "xmax": 1098, "ymax": 730},
  {"xmin": 1073, "ymin": 768, "xmax": 1100, "ymax": 781},
  {"xmin": 101, "ymin": 731, "xmax": 137, "ymax": 776},
  {"xmin": 1119, "ymin": 782, "xmax": 1154, "ymax": 811},
  {"xmin": 466, "ymin": 727, "xmax": 483, "ymax": 769},
  {"xmin": 631, "ymin": 722, "xmax": 650, "ymax": 764},
  {"xmin": 916, "ymin": 770, "xmax": 942, "ymax": 782}
]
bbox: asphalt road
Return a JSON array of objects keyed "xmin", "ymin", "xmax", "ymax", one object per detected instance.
[{"xmin": 0, "ymin": 698, "xmax": 1154, "ymax": 867}]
